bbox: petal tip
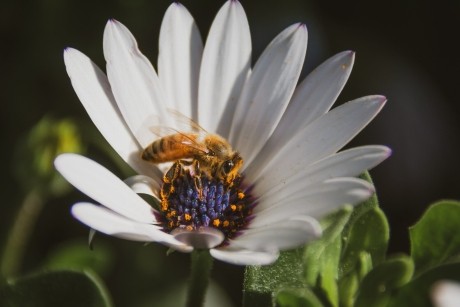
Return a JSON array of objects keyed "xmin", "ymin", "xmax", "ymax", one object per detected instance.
[
  {"xmin": 384, "ymin": 146, "xmax": 393, "ymax": 158},
  {"xmin": 377, "ymin": 95, "xmax": 387, "ymax": 103},
  {"xmin": 171, "ymin": 1, "xmax": 183, "ymax": 8},
  {"xmin": 345, "ymin": 50, "xmax": 356, "ymax": 61},
  {"xmin": 345, "ymin": 50, "xmax": 356, "ymax": 56},
  {"xmin": 105, "ymin": 18, "xmax": 121, "ymax": 31},
  {"xmin": 54, "ymin": 153, "xmax": 71, "ymax": 170}
]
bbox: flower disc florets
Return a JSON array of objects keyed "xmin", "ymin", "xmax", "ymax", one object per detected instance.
[{"xmin": 159, "ymin": 170, "xmax": 252, "ymax": 244}]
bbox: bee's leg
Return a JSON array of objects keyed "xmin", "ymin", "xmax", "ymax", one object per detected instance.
[
  {"xmin": 191, "ymin": 160, "xmax": 204, "ymax": 200},
  {"xmin": 164, "ymin": 161, "xmax": 182, "ymax": 183},
  {"xmin": 161, "ymin": 161, "xmax": 182, "ymax": 199}
]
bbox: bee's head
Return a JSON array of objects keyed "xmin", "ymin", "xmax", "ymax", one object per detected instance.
[{"xmin": 218, "ymin": 152, "xmax": 243, "ymax": 183}]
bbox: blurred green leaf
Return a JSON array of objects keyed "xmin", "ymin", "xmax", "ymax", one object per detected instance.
[
  {"xmin": 389, "ymin": 262, "xmax": 460, "ymax": 307},
  {"xmin": 337, "ymin": 268, "xmax": 359, "ymax": 307},
  {"xmin": 144, "ymin": 280, "xmax": 234, "ymax": 307},
  {"xmin": 0, "ymin": 270, "xmax": 112, "ymax": 307},
  {"xmin": 303, "ymin": 206, "xmax": 352, "ymax": 307},
  {"xmin": 276, "ymin": 288, "xmax": 324, "ymax": 307},
  {"xmin": 355, "ymin": 255, "xmax": 414, "ymax": 307},
  {"xmin": 340, "ymin": 207, "xmax": 389, "ymax": 276},
  {"xmin": 410, "ymin": 200, "xmax": 460, "ymax": 274},
  {"xmin": 44, "ymin": 240, "xmax": 113, "ymax": 276},
  {"xmin": 13, "ymin": 116, "xmax": 84, "ymax": 196},
  {"xmin": 244, "ymin": 248, "xmax": 306, "ymax": 307}
]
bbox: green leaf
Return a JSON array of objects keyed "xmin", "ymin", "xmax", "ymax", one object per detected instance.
[
  {"xmin": 44, "ymin": 240, "xmax": 113, "ymax": 276},
  {"xmin": 337, "ymin": 268, "xmax": 359, "ymax": 307},
  {"xmin": 340, "ymin": 207, "xmax": 389, "ymax": 278},
  {"xmin": 244, "ymin": 248, "xmax": 306, "ymax": 307},
  {"xmin": 410, "ymin": 200, "xmax": 460, "ymax": 274},
  {"xmin": 303, "ymin": 206, "xmax": 353, "ymax": 307},
  {"xmin": 389, "ymin": 262, "xmax": 460, "ymax": 307},
  {"xmin": 13, "ymin": 116, "xmax": 85, "ymax": 196},
  {"xmin": 355, "ymin": 255, "xmax": 414, "ymax": 307},
  {"xmin": 0, "ymin": 270, "xmax": 112, "ymax": 307},
  {"xmin": 276, "ymin": 288, "xmax": 324, "ymax": 307},
  {"xmin": 335, "ymin": 172, "xmax": 387, "ymax": 306}
]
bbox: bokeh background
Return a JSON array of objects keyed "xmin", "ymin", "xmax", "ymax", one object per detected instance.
[{"xmin": 1, "ymin": 0, "xmax": 459, "ymax": 305}]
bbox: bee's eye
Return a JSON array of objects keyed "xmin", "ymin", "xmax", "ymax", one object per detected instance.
[{"xmin": 222, "ymin": 160, "xmax": 234, "ymax": 175}]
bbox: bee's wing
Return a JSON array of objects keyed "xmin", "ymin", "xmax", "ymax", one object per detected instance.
[
  {"xmin": 140, "ymin": 109, "xmax": 209, "ymax": 153},
  {"xmin": 166, "ymin": 109, "xmax": 208, "ymax": 135},
  {"xmin": 148, "ymin": 126, "xmax": 209, "ymax": 155}
]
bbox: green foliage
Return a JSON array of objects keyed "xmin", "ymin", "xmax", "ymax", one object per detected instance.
[
  {"xmin": 386, "ymin": 200, "xmax": 460, "ymax": 306},
  {"xmin": 13, "ymin": 116, "xmax": 84, "ymax": 196},
  {"xmin": 244, "ymin": 194, "xmax": 460, "ymax": 307},
  {"xmin": 303, "ymin": 206, "xmax": 353, "ymax": 306},
  {"xmin": 0, "ymin": 270, "xmax": 112, "ymax": 307},
  {"xmin": 354, "ymin": 255, "xmax": 414, "ymax": 307},
  {"xmin": 43, "ymin": 240, "xmax": 114, "ymax": 277},
  {"xmin": 410, "ymin": 200, "xmax": 460, "ymax": 274},
  {"xmin": 390, "ymin": 263, "xmax": 460, "ymax": 307},
  {"xmin": 276, "ymin": 288, "xmax": 324, "ymax": 307},
  {"xmin": 244, "ymin": 248, "xmax": 306, "ymax": 307}
]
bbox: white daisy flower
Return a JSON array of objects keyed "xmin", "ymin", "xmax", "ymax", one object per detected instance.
[{"xmin": 55, "ymin": 0, "xmax": 390, "ymax": 266}]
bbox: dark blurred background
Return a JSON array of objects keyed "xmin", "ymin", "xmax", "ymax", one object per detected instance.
[{"xmin": 1, "ymin": 0, "xmax": 459, "ymax": 305}]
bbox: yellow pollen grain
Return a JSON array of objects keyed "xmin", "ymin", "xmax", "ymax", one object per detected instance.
[
  {"xmin": 170, "ymin": 210, "xmax": 177, "ymax": 217},
  {"xmin": 223, "ymin": 220, "xmax": 230, "ymax": 227},
  {"xmin": 230, "ymin": 204, "xmax": 237, "ymax": 211},
  {"xmin": 186, "ymin": 225, "xmax": 193, "ymax": 231},
  {"xmin": 185, "ymin": 213, "xmax": 191, "ymax": 221},
  {"xmin": 238, "ymin": 192, "xmax": 245, "ymax": 199},
  {"xmin": 213, "ymin": 219, "xmax": 221, "ymax": 227}
]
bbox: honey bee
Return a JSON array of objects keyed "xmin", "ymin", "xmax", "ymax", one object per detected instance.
[{"xmin": 141, "ymin": 112, "xmax": 243, "ymax": 196}]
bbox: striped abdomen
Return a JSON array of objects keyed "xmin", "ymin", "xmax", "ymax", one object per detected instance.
[{"xmin": 141, "ymin": 133, "xmax": 199, "ymax": 163}]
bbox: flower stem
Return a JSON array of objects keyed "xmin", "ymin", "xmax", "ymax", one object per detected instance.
[
  {"xmin": 185, "ymin": 249, "xmax": 214, "ymax": 307},
  {"xmin": 1, "ymin": 189, "xmax": 44, "ymax": 278}
]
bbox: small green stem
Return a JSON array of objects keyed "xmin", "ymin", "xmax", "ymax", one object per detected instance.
[
  {"xmin": 185, "ymin": 249, "xmax": 214, "ymax": 307},
  {"xmin": 1, "ymin": 189, "xmax": 44, "ymax": 278}
]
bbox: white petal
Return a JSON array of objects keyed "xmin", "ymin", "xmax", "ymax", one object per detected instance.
[
  {"xmin": 284, "ymin": 50, "xmax": 355, "ymax": 131},
  {"xmin": 250, "ymin": 178, "xmax": 374, "ymax": 227},
  {"xmin": 231, "ymin": 216, "xmax": 321, "ymax": 251},
  {"xmin": 432, "ymin": 281, "xmax": 460, "ymax": 307},
  {"xmin": 230, "ymin": 23, "xmax": 308, "ymax": 164},
  {"xmin": 158, "ymin": 3, "xmax": 203, "ymax": 120},
  {"xmin": 171, "ymin": 227, "xmax": 224, "ymax": 249},
  {"xmin": 124, "ymin": 175, "xmax": 160, "ymax": 197},
  {"xmin": 64, "ymin": 48, "xmax": 160, "ymax": 178},
  {"xmin": 198, "ymin": 0, "xmax": 251, "ymax": 134},
  {"xmin": 256, "ymin": 176, "xmax": 373, "ymax": 211},
  {"xmin": 244, "ymin": 51, "xmax": 355, "ymax": 172},
  {"xmin": 72, "ymin": 202, "xmax": 191, "ymax": 251},
  {"xmin": 55, "ymin": 153, "xmax": 157, "ymax": 223},
  {"xmin": 210, "ymin": 248, "xmax": 279, "ymax": 266},
  {"xmin": 246, "ymin": 95, "xmax": 386, "ymax": 183},
  {"xmin": 253, "ymin": 145, "xmax": 391, "ymax": 198},
  {"xmin": 103, "ymin": 20, "xmax": 170, "ymax": 147}
]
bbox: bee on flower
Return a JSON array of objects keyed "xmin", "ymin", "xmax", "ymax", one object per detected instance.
[{"xmin": 55, "ymin": 0, "xmax": 390, "ymax": 265}]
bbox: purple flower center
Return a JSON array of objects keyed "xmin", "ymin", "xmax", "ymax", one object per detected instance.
[{"xmin": 158, "ymin": 170, "xmax": 253, "ymax": 242}]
